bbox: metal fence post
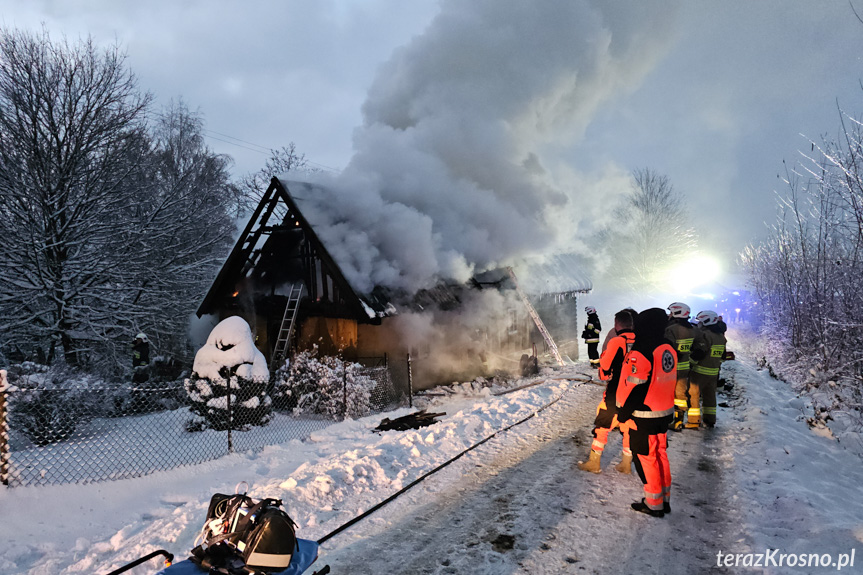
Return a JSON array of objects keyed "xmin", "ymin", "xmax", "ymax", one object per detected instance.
[
  {"xmin": 0, "ymin": 370, "xmax": 9, "ymax": 486},
  {"xmin": 406, "ymin": 353, "xmax": 413, "ymax": 408},
  {"xmin": 226, "ymin": 380, "xmax": 233, "ymax": 454}
]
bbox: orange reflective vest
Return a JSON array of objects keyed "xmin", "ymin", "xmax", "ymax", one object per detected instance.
[
  {"xmin": 598, "ymin": 330, "xmax": 635, "ymax": 382},
  {"xmin": 616, "ymin": 344, "xmax": 677, "ymax": 417}
]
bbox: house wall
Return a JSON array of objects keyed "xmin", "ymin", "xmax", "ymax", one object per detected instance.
[
  {"xmin": 297, "ymin": 316, "xmax": 358, "ymax": 357},
  {"xmin": 357, "ymin": 323, "xmax": 410, "ymax": 391},
  {"xmin": 531, "ymin": 294, "xmax": 580, "ymax": 360},
  {"xmin": 357, "ymin": 310, "xmax": 531, "ymax": 392}
]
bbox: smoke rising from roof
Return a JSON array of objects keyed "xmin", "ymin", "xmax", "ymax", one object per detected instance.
[{"xmin": 300, "ymin": 0, "xmax": 680, "ymax": 294}]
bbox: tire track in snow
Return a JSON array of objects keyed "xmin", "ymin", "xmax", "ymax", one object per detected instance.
[{"xmin": 318, "ymin": 378, "xmax": 752, "ymax": 574}]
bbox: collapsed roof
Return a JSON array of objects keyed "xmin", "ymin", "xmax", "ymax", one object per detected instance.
[{"xmin": 197, "ymin": 177, "xmax": 591, "ymax": 319}]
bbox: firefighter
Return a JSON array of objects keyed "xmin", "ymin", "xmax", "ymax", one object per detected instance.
[
  {"xmin": 689, "ymin": 310, "xmax": 727, "ymax": 428},
  {"xmin": 132, "ymin": 333, "xmax": 150, "ymax": 384},
  {"xmin": 601, "ymin": 307, "xmax": 636, "ymax": 352},
  {"xmin": 665, "ymin": 302, "xmax": 695, "ymax": 431},
  {"xmin": 582, "ymin": 306, "xmax": 602, "ymax": 368},
  {"xmin": 577, "ymin": 309, "xmax": 636, "ymax": 474},
  {"xmin": 617, "ymin": 308, "xmax": 677, "ymax": 517}
]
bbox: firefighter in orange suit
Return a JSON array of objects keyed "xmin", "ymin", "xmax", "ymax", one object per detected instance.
[
  {"xmin": 577, "ymin": 309, "xmax": 636, "ymax": 474},
  {"xmin": 617, "ymin": 307, "xmax": 677, "ymax": 517},
  {"xmin": 688, "ymin": 310, "xmax": 727, "ymax": 428},
  {"xmin": 665, "ymin": 302, "xmax": 695, "ymax": 431}
]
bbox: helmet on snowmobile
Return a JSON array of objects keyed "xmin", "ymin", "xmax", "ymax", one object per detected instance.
[
  {"xmin": 584, "ymin": 306, "xmax": 597, "ymax": 315},
  {"xmin": 695, "ymin": 310, "xmax": 719, "ymax": 326},
  {"xmin": 667, "ymin": 302, "xmax": 691, "ymax": 319}
]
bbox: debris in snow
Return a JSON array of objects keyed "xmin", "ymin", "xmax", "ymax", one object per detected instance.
[{"xmin": 373, "ymin": 410, "xmax": 446, "ymax": 432}]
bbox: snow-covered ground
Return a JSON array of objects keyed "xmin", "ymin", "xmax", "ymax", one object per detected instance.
[{"xmin": 2, "ymin": 328, "xmax": 861, "ymax": 574}]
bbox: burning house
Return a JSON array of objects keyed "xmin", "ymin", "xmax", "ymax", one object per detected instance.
[{"xmin": 196, "ymin": 177, "xmax": 591, "ymax": 390}]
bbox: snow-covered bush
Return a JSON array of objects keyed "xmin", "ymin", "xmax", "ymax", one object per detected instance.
[
  {"xmin": 271, "ymin": 346, "xmax": 375, "ymax": 419},
  {"xmin": 741, "ymin": 109, "xmax": 863, "ymax": 437},
  {"xmin": 110, "ymin": 378, "xmax": 187, "ymax": 416},
  {"xmin": 183, "ymin": 316, "xmax": 272, "ymax": 431},
  {"xmin": 5, "ymin": 363, "xmax": 98, "ymax": 446}
]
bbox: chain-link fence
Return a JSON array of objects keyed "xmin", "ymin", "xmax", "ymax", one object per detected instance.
[{"xmin": 0, "ymin": 357, "xmax": 404, "ymax": 487}]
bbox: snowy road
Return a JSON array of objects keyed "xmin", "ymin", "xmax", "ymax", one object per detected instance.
[
  {"xmin": 3, "ymin": 344, "xmax": 861, "ymax": 574},
  {"xmin": 318, "ymin": 376, "xmax": 753, "ymax": 574}
]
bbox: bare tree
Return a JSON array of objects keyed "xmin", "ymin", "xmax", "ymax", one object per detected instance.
[
  {"xmin": 599, "ymin": 168, "xmax": 697, "ymax": 297},
  {"xmin": 0, "ymin": 27, "xmax": 151, "ymax": 366},
  {"xmin": 743, "ymin": 108, "xmax": 863, "ymax": 380},
  {"xmin": 113, "ymin": 100, "xmax": 236, "ymax": 367},
  {"xmin": 235, "ymin": 143, "xmax": 310, "ymax": 218}
]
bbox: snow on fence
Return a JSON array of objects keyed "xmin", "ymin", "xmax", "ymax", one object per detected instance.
[{"xmin": 0, "ymin": 361, "xmax": 402, "ymax": 487}]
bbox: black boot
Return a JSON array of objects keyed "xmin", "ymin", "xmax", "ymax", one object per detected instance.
[{"xmin": 631, "ymin": 499, "xmax": 664, "ymax": 518}]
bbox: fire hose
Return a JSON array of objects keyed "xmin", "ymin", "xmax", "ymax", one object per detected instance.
[{"xmin": 316, "ymin": 375, "xmax": 592, "ymax": 545}]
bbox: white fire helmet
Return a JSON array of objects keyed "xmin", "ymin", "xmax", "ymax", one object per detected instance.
[
  {"xmin": 695, "ymin": 310, "xmax": 719, "ymax": 326},
  {"xmin": 667, "ymin": 302, "xmax": 691, "ymax": 319},
  {"xmin": 135, "ymin": 332, "xmax": 149, "ymax": 343},
  {"xmin": 584, "ymin": 306, "xmax": 597, "ymax": 315}
]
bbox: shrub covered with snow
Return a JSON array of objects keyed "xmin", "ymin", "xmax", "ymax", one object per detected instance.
[
  {"xmin": 184, "ymin": 316, "xmax": 273, "ymax": 431},
  {"xmin": 271, "ymin": 346, "xmax": 375, "ymax": 419},
  {"xmin": 5, "ymin": 363, "xmax": 98, "ymax": 446}
]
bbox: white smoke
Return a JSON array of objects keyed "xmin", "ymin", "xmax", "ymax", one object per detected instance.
[{"xmin": 301, "ymin": 0, "xmax": 680, "ymax": 295}]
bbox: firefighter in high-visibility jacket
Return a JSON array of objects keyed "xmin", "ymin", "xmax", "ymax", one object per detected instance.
[
  {"xmin": 688, "ymin": 310, "xmax": 727, "ymax": 428},
  {"xmin": 582, "ymin": 306, "xmax": 602, "ymax": 368},
  {"xmin": 617, "ymin": 307, "xmax": 677, "ymax": 517},
  {"xmin": 665, "ymin": 302, "xmax": 695, "ymax": 431},
  {"xmin": 577, "ymin": 309, "xmax": 636, "ymax": 474}
]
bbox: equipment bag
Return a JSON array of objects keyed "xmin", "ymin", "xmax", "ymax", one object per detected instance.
[{"xmin": 192, "ymin": 486, "xmax": 297, "ymax": 574}]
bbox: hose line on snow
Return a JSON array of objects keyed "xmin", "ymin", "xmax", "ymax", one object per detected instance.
[{"xmin": 316, "ymin": 377, "xmax": 589, "ymax": 546}]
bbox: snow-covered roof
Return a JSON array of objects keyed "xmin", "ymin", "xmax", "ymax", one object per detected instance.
[{"xmin": 471, "ymin": 254, "xmax": 592, "ymax": 296}]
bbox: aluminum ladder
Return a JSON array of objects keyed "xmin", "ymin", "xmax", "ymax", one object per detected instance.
[
  {"xmin": 269, "ymin": 283, "xmax": 305, "ymax": 374},
  {"xmin": 506, "ymin": 267, "xmax": 566, "ymax": 367}
]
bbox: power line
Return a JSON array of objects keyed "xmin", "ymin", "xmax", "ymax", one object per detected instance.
[
  {"xmin": 203, "ymin": 132, "xmax": 269, "ymax": 155},
  {"xmin": 203, "ymin": 129, "xmax": 271, "ymax": 153},
  {"xmin": 202, "ymin": 129, "xmax": 342, "ymax": 173}
]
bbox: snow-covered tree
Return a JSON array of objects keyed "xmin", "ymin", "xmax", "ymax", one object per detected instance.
[
  {"xmin": 742, "ymin": 100, "xmax": 863, "ymax": 429},
  {"xmin": 0, "ymin": 28, "xmax": 235, "ymax": 373},
  {"xmin": 0, "ymin": 27, "xmax": 151, "ymax": 367},
  {"xmin": 742, "ymin": 115, "xmax": 863, "ymax": 378},
  {"xmin": 123, "ymin": 100, "xmax": 236, "ymax": 366},
  {"xmin": 184, "ymin": 316, "xmax": 272, "ymax": 431}
]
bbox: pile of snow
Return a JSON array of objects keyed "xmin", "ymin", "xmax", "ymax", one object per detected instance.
[
  {"xmin": 733, "ymin": 324, "xmax": 863, "ymax": 458},
  {"xmin": 0, "ymin": 369, "xmax": 576, "ymax": 574}
]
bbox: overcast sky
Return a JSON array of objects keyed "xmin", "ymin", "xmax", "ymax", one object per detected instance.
[{"xmin": 3, "ymin": 0, "xmax": 863, "ymax": 288}]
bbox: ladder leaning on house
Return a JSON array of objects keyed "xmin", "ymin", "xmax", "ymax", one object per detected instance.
[
  {"xmin": 506, "ymin": 267, "xmax": 567, "ymax": 367},
  {"xmin": 269, "ymin": 283, "xmax": 305, "ymax": 375}
]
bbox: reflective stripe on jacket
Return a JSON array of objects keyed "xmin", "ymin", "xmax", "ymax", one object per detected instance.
[
  {"xmin": 664, "ymin": 318, "xmax": 695, "ymax": 372},
  {"xmin": 690, "ymin": 326, "xmax": 726, "ymax": 377},
  {"xmin": 618, "ymin": 344, "xmax": 677, "ymax": 416},
  {"xmin": 598, "ymin": 330, "xmax": 635, "ymax": 384}
]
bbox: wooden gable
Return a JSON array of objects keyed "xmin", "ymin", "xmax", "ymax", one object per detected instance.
[{"xmin": 197, "ymin": 177, "xmax": 378, "ymax": 323}]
